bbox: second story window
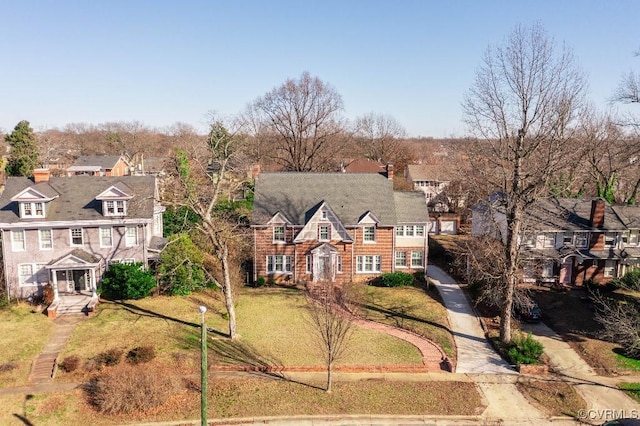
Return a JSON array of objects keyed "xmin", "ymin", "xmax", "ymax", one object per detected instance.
[
  {"xmin": 100, "ymin": 227, "xmax": 113, "ymax": 247},
  {"xmin": 70, "ymin": 228, "xmax": 84, "ymax": 246},
  {"xmin": 628, "ymin": 230, "xmax": 639, "ymax": 246},
  {"xmin": 39, "ymin": 229, "xmax": 53, "ymax": 250},
  {"xmin": 125, "ymin": 226, "xmax": 138, "ymax": 247},
  {"xmin": 605, "ymin": 232, "xmax": 617, "ymax": 247},
  {"xmin": 575, "ymin": 233, "xmax": 588, "ymax": 248},
  {"xmin": 318, "ymin": 224, "xmax": 330, "ymax": 241},
  {"xmin": 11, "ymin": 230, "xmax": 26, "ymax": 251},
  {"xmin": 363, "ymin": 226, "xmax": 376, "ymax": 243},
  {"xmin": 273, "ymin": 225, "xmax": 285, "ymax": 243}
]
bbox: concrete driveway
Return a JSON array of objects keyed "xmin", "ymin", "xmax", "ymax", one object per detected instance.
[{"xmin": 427, "ymin": 265, "xmax": 514, "ymax": 374}]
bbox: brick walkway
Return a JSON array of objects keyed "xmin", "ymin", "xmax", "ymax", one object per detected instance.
[{"xmin": 28, "ymin": 314, "xmax": 86, "ymax": 385}]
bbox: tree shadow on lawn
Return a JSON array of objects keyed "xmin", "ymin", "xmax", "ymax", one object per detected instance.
[
  {"xmin": 355, "ymin": 301, "xmax": 452, "ymax": 335},
  {"xmin": 180, "ymin": 331, "xmax": 324, "ymax": 391},
  {"xmin": 102, "ymin": 300, "xmax": 228, "ymax": 338}
]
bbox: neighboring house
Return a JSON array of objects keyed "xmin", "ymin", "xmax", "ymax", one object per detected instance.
[
  {"xmin": 405, "ymin": 164, "xmax": 460, "ymax": 235},
  {"xmin": 472, "ymin": 196, "xmax": 640, "ymax": 286},
  {"xmin": 0, "ymin": 169, "xmax": 166, "ymax": 310},
  {"xmin": 251, "ymin": 172, "xmax": 428, "ymax": 284},
  {"xmin": 340, "ymin": 159, "xmax": 389, "ymax": 176},
  {"xmin": 66, "ymin": 155, "xmax": 131, "ymax": 177}
]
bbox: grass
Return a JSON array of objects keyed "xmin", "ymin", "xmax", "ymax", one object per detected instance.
[
  {"xmin": 59, "ymin": 286, "xmax": 424, "ymax": 381},
  {"xmin": 359, "ymin": 284, "xmax": 455, "ymax": 358},
  {"xmin": 0, "ymin": 377, "xmax": 485, "ymax": 425},
  {"xmin": 0, "ymin": 303, "xmax": 55, "ymax": 387},
  {"xmin": 618, "ymin": 382, "xmax": 640, "ymax": 402},
  {"xmin": 516, "ymin": 379, "xmax": 587, "ymax": 417},
  {"xmin": 532, "ymin": 287, "xmax": 640, "ymax": 375}
]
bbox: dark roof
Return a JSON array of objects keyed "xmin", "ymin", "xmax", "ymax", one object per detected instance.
[
  {"xmin": 0, "ymin": 175, "xmax": 157, "ymax": 224},
  {"xmin": 394, "ymin": 192, "xmax": 429, "ymax": 223},
  {"xmin": 70, "ymin": 155, "xmax": 126, "ymax": 169},
  {"xmin": 524, "ymin": 198, "xmax": 627, "ymax": 231},
  {"xmin": 252, "ymin": 173, "xmax": 427, "ymax": 226},
  {"xmin": 611, "ymin": 205, "xmax": 640, "ymax": 229}
]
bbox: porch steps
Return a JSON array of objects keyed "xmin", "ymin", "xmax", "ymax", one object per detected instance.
[
  {"xmin": 56, "ymin": 295, "xmax": 92, "ymax": 315},
  {"xmin": 29, "ymin": 315, "xmax": 86, "ymax": 384}
]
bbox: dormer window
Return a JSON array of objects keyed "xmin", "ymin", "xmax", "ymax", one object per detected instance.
[
  {"xmin": 21, "ymin": 202, "xmax": 45, "ymax": 218},
  {"xmin": 104, "ymin": 200, "xmax": 127, "ymax": 216}
]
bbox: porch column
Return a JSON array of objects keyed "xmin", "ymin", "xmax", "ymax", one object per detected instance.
[
  {"xmin": 52, "ymin": 270, "xmax": 59, "ymax": 301},
  {"xmin": 90, "ymin": 268, "xmax": 97, "ymax": 297}
]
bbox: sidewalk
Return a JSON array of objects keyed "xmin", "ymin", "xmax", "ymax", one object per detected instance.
[{"xmin": 427, "ymin": 265, "xmax": 514, "ymax": 374}]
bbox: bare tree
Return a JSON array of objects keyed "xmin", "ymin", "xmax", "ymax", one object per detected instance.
[
  {"xmin": 353, "ymin": 112, "xmax": 408, "ymax": 163},
  {"xmin": 592, "ymin": 291, "xmax": 640, "ymax": 359},
  {"xmin": 305, "ymin": 280, "xmax": 356, "ymax": 393},
  {"xmin": 164, "ymin": 116, "xmax": 250, "ymax": 339},
  {"xmin": 462, "ymin": 23, "xmax": 587, "ymax": 344},
  {"xmin": 247, "ymin": 71, "xmax": 347, "ymax": 171}
]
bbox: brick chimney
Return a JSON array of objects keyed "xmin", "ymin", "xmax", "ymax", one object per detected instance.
[
  {"xmin": 589, "ymin": 199, "xmax": 605, "ymax": 228},
  {"xmin": 251, "ymin": 164, "xmax": 261, "ymax": 180},
  {"xmin": 33, "ymin": 168, "xmax": 51, "ymax": 183},
  {"xmin": 386, "ymin": 163, "xmax": 394, "ymax": 180}
]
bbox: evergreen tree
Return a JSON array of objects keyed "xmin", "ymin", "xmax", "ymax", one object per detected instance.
[{"xmin": 5, "ymin": 120, "xmax": 40, "ymax": 177}]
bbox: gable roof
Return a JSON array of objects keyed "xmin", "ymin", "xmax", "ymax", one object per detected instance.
[
  {"xmin": 406, "ymin": 164, "xmax": 455, "ymax": 181},
  {"xmin": 68, "ymin": 155, "xmax": 128, "ymax": 171},
  {"xmin": 252, "ymin": 172, "xmax": 427, "ymax": 226},
  {"xmin": 0, "ymin": 175, "xmax": 157, "ymax": 224},
  {"xmin": 342, "ymin": 159, "xmax": 386, "ymax": 174}
]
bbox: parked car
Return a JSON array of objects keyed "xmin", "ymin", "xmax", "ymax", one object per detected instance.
[{"xmin": 514, "ymin": 302, "xmax": 542, "ymax": 323}]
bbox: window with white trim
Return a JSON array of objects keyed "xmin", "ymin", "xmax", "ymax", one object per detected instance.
[
  {"xmin": 125, "ymin": 226, "xmax": 138, "ymax": 246},
  {"xmin": 563, "ymin": 232, "xmax": 574, "ymax": 245},
  {"xmin": 604, "ymin": 260, "xmax": 616, "ymax": 278},
  {"xmin": 39, "ymin": 229, "xmax": 53, "ymax": 250},
  {"xmin": 575, "ymin": 233, "xmax": 588, "ymax": 248},
  {"xmin": 18, "ymin": 263, "xmax": 48, "ymax": 286},
  {"xmin": 396, "ymin": 227, "xmax": 404, "ymax": 237},
  {"xmin": 415, "ymin": 225, "xmax": 425, "ymax": 237},
  {"xmin": 273, "ymin": 225, "xmax": 285, "ymax": 243},
  {"xmin": 522, "ymin": 264, "xmax": 536, "ymax": 283},
  {"xmin": 100, "ymin": 227, "xmax": 113, "ymax": 247},
  {"xmin": 411, "ymin": 251, "xmax": 424, "ymax": 267},
  {"xmin": 104, "ymin": 200, "xmax": 127, "ymax": 216},
  {"xmin": 523, "ymin": 234, "xmax": 536, "ymax": 248},
  {"xmin": 541, "ymin": 261, "xmax": 554, "ymax": 279},
  {"xmin": 405, "ymin": 225, "xmax": 415, "ymax": 237},
  {"xmin": 628, "ymin": 230, "xmax": 638, "ymax": 246},
  {"xmin": 123, "ymin": 258, "xmax": 136, "ymax": 264},
  {"xmin": 538, "ymin": 233, "xmax": 556, "ymax": 248},
  {"xmin": 21, "ymin": 202, "xmax": 45, "ymax": 218},
  {"xmin": 395, "ymin": 251, "xmax": 407, "ymax": 267},
  {"xmin": 318, "ymin": 224, "xmax": 330, "ymax": 241},
  {"xmin": 306, "ymin": 255, "xmax": 312, "ymax": 273},
  {"xmin": 321, "ymin": 211, "xmax": 328, "ymax": 220},
  {"xmin": 604, "ymin": 232, "xmax": 616, "ymax": 247},
  {"xmin": 267, "ymin": 255, "xmax": 292, "ymax": 273},
  {"xmin": 336, "ymin": 255, "xmax": 342, "ymax": 273},
  {"xmin": 356, "ymin": 255, "xmax": 381, "ymax": 273},
  {"xmin": 70, "ymin": 228, "xmax": 83, "ymax": 246},
  {"xmin": 363, "ymin": 226, "xmax": 376, "ymax": 243},
  {"xmin": 11, "ymin": 230, "xmax": 26, "ymax": 251},
  {"xmin": 396, "ymin": 225, "xmax": 426, "ymax": 237}
]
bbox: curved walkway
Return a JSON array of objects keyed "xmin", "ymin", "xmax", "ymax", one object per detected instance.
[
  {"xmin": 350, "ymin": 316, "xmax": 449, "ymax": 371},
  {"xmin": 427, "ymin": 265, "xmax": 514, "ymax": 374}
]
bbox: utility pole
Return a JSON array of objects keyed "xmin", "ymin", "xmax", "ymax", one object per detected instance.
[{"xmin": 199, "ymin": 305, "xmax": 208, "ymax": 426}]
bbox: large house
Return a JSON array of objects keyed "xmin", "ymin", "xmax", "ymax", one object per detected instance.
[
  {"xmin": 251, "ymin": 172, "xmax": 429, "ymax": 284},
  {"xmin": 0, "ymin": 170, "xmax": 165, "ymax": 313},
  {"xmin": 472, "ymin": 196, "xmax": 640, "ymax": 286}
]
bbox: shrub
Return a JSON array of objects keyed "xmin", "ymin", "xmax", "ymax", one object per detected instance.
[
  {"xmin": 42, "ymin": 284, "xmax": 55, "ymax": 305},
  {"xmin": 255, "ymin": 276, "xmax": 266, "ymax": 287},
  {"xmin": 375, "ymin": 272, "xmax": 414, "ymax": 288},
  {"xmin": 126, "ymin": 346, "xmax": 156, "ymax": 365},
  {"xmin": 613, "ymin": 270, "xmax": 640, "ymax": 291},
  {"xmin": 0, "ymin": 362, "xmax": 18, "ymax": 373},
  {"xmin": 84, "ymin": 365, "xmax": 177, "ymax": 414},
  {"xmin": 99, "ymin": 262, "xmax": 156, "ymax": 300},
  {"xmin": 507, "ymin": 332, "xmax": 544, "ymax": 365},
  {"xmin": 58, "ymin": 355, "xmax": 81, "ymax": 373},
  {"xmin": 98, "ymin": 348, "xmax": 124, "ymax": 367}
]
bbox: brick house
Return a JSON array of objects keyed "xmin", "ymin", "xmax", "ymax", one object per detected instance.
[
  {"xmin": 66, "ymin": 155, "xmax": 131, "ymax": 177},
  {"xmin": 472, "ymin": 196, "xmax": 640, "ymax": 286},
  {"xmin": 251, "ymin": 172, "xmax": 429, "ymax": 284},
  {"xmin": 0, "ymin": 170, "xmax": 166, "ymax": 314}
]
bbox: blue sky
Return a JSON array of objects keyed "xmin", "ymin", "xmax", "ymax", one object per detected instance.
[{"xmin": 1, "ymin": 0, "xmax": 638, "ymax": 137}]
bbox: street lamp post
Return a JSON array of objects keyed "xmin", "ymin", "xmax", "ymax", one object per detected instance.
[{"xmin": 199, "ymin": 305, "xmax": 208, "ymax": 426}]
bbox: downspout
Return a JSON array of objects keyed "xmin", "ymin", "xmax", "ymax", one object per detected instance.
[
  {"xmin": 293, "ymin": 225, "xmax": 297, "ymax": 283},
  {"xmin": 142, "ymin": 223, "xmax": 148, "ymax": 267},
  {"xmin": 1, "ymin": 230, "xmax": 9, "ymax": 302},
  {"xmin": 392, "ymin": 225, "xmax": 396, "ymax": 273},
  {"xmin": 253, "ymin": 228, "xmax": 257, "ymax": 282}
]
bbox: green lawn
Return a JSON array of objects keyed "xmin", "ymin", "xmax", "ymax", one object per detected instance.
[{"xmin": 0, "ymin": 303, "xmax": 55, "ymax": 387}]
